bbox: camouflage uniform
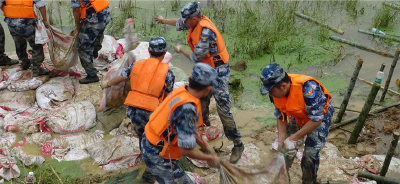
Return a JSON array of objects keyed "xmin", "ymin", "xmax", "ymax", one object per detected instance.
[
  {"xmin": 176, "ymin": 3, "xmax": 241, "ymax": 143},
  {"xmin": 70, "ymin": 0, "xmax": 111, "ymax": 78},
  {"xmin": 142, "ymin": 63, "xmax": 217, "ymax": 184},
  {"xmin": 1, "ymin": 0, "xmax": 46, "ymax": 68},
  {"xmin": 260, "ymin": 63, "xmax": 334, "ymax": 184}
]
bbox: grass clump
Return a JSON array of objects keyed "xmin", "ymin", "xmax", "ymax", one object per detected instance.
[{"xmin": 373, "ymin": 5, "xmax": 399, "ymax": 28}]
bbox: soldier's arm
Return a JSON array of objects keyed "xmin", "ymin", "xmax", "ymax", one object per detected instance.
[
  {"xmin": 161, "ymin": 18, "xmax": 178, "ymax": 26},
  {"xmin": 289, "ymin": 81, "xmax": 325, "ymax": 141},
  {"xmin": 70, "ymin": 0, "xmax": 81, "ymax": 28},
  {"xmin": 34, "ymin": 0, "xmax": 47, "ymax": 21},
  {"xmin": 106, "ymin": 62, "xmax": 134, "ymax": 87}
]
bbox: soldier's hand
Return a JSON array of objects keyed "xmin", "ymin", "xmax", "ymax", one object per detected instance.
[
  {"xmin": 207, "ymin": 156, "xmax": 221, "ymax": 168},
  {"xmin": 43, "ymin": 20, "xmax": 50, "ymax": 29},
  {"xmin": 174, "ymin": 44, "xmax": 182, "ymax": 53},
  {"xmin": 101, "ymin": 80, "xmax": 110, "ymax": 89},
  {"xmin": 154, "ymin": 15, "xmax": 164, "ymax": 24}
]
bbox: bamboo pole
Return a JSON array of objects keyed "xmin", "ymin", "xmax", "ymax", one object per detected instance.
[
  {"xmin": 295, "ymin": 12, "xmax": 344, "ymax": 34},
  {"xmin": 383, "ymin": 2, "xmax": 400, "ymax": 11},
  {"xmin": 330, "ymin": 36, "xmax": 395, "ymax": 58},
  {"xmin": 357, "ymin": 77, "xmax": 400, "ymax": 96},
  {"xmin": 50, "ymin": 165, "xmax": 63, "ymax": 184},
  {"xmin": 380, "ymin": 48, "xmax": 400, "ymax": 102},
  {"xmin": 380, "ymin": 131, "xmax": 400, "ymax": 177},
  {"xmin": 335, "ymin": 58, "xmax": 364, "ymax": 124},
  {"xmin": 348, "ymin": 65, "xmax": 383, "ymax": 144},
  {"xmin": 330, "ymin": 101, "xmax": 400, "ymax": 130},
  {"xmin": 358, "ymin": 171, "xmax": 400, "ymax": 184},
  {"xmin": 358, "ymin": 29, "xmax": 400, "ymax": 42}
]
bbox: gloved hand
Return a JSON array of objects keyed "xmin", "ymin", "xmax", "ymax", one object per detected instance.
[
  {"xmin": 283, "ymin": 138, "xmax": 297, "ymax": 151},
  {"xmin": 207, "ymin": 155, "xmax": 221, "ymax": 168},
  {"xmin": 101, "ymin": 80, "xmax": 110, "ymax": 89},
  {"xmin": 43, "ymin": 20, "xmax": 50, "ymax": 29},
  {"xmin": 154, "ymin": 15, "xmax": 164, "ymax": 24},
  {"xmin": 174, "ymin": 44, "xmax": 182, "ymax": 53}
]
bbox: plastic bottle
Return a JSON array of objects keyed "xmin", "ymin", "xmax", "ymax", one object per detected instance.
[
  {"xmin": 372, "ymin": 28, "xmax": 386, "ymax": 36},
  {"xmin": 25, "ymin": 172, "xmax": 36, "ymax": 183},
  {"xmin": 375, "ymin": 71, "xmax": 384, "ymax": 84}
]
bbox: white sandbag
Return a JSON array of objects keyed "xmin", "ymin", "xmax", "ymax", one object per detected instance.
[
  {"xmin": 0, "ymin": 149, "xmax": 20, "ymax": 181},
  {"xmin": 36, "ymin": 76, "xmax": 76, "ymax": 109},
  {"xmin": 47, "ymin": 101, "xmax": 96, "ymax": 134},
  {"xmin": 98, "ymin": 52, "xmax": 135, "ymax": 112},
  {"xmin": 98, "ymin": 35, "xmax": 117, "ymax": 62},
  {"xmin": 47, "ymin": 26, "xmax": 79, "ymax": 70},
  {"xmin": 132, "ymin": 42, "xmax": 172, "ymax": 63},
  {"xmin": 0, "ymin": 90, "xmax": 36, "ymax": 110},
  {"xmin": 7, "ymin": 70, "xmax": 32, "ymax": 82},
  {"xmin": 35, "ymin": 20, "xmax": 49, "ymax": 44},
  {"xmin": 42, "ymin": 131, "xmax": 103, "ymax": 161},
  {"xmin": 10, "ymin": 147, "xmax": 45, "ymax": 166},
  {"xmin": 0, "ymin": 68, "xmax": 3, "ymax": 81},
  {"xmin": 26, "ymin": 132, "xmax": 52, "ymax": 147},
  {"xmin": 0, "ymin": 81, "xmax": 9, "ymax": 90},
  {"xmin": 101, "ymin": 153, "xmax": 142, "ymax": 171},
  {"xmin": 85, "ymin": 135, "xmax": 140, "ymax": 168},
  {"xmin": 8, "ymin": 76, "xmax": 49, "ymax": 92},
  {"xmin": 0, "ymin": 132, "xmax": 16, "ymax": 149},
  {"xmin": 3, "ymin": 107, "xmax": 50, "ymax": 133},
  {"xmin": 2, "ymin": 67, "xmax": 21, "ymax": 81},
  {"xmin": 187, "ymin": 172, "xmax": 207, "ymax": 184}
]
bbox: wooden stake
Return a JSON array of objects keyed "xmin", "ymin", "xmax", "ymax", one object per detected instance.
[
  {"xmin": 358, "ymin": 171, "xmax": 400, "ymax": 184},
  {"xmin": 380, "ymin": 131, "xmax": 400, "ymax": 177},
  {"xmin": 330, "ymin": 36, "xmax": 395, "ymax": 58},
  {"xmin": 295, "ymin": 12, "xmax": 344, "ymax": 34},
  {"xmin": 380, "ymin": 48, "xmax": 400, "ymax": 102},
  {"xmin": 334, "ymin": 58, "xmax": 364, "ymax": 124},
  {"xmin": 348, "ymin": 65, "xmax": 382, "ymax": 144},
  {"xmin": 330, "ymin": 101, "xmax": 400, "ymax": 130}
]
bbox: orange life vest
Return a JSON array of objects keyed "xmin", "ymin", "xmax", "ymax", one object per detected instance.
[
  {"xmin": 124, "ymin": 58, "xmax": 169, "ymax": 112},
  {"xmin": 3, "ymin": 0, "xmax": 36, "ymax": 19},
  {"xmin": 273, "ymin": 74, "xmax": 332, "ymax": 127},
  {"xmin": 187, "ymin": 15, "xmax": 229, "ymax": 68},
  {"xmin": 79, "ymin": 0, "xmax": 109, "ymax": 19},
  {"xmin": 144, "ymin": 86, "xmax": 205, "ymax": 160}
]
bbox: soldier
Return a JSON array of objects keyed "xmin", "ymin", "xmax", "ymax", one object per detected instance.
[
  {"xmin": 71, "ymin": 0, "xmax": 111, "ymax": 84},
  {"xmin": 101, "ymin": 37, "xmax": 175, "ymax": 182},
  {"xmin": 260, "ymin": 62, "xmax": 335, "ymax": 184},
  {"xmin": 155, "ymin": 2, "xmax": 244, "ymax": 163},
  {"xmin": 142, "ymin": 63, "xmax": 221, "ymax": 184},
  {"xmin": 0, "ymin": 0, "xmax": 50, "ymax": 76},
  {"xmin": 0, "ymin": 23, "xmax": 18, "ymax": 66}
]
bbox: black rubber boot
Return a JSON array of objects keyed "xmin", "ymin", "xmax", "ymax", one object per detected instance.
[
  {"xmin": 20, "ymin": 60, "xmax": 31, "ymax": 70},
  {"xmin": 32, "ymin": 66, "xmax": 50, "ymax": 77},
  {"xmin": 0, "ymin": 56, "xmax": 19, "ymax": 66},
  {"xmin": 230, "ymin": 143, "xmax": 244, "ymax": 164},
  {"xmin": 79, "ymin": 75, "xmax": 99, "ymax": 84},
  {"xmin": 141, "ymin": 168, "xmax": 156, "ymax": 183}
]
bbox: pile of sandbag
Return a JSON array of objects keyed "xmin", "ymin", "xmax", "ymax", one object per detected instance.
[{"xmin": 3, "ymin": 107, "xmax": 50, "ymax": 133}]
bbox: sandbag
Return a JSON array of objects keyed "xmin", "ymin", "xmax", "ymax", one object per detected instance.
[
  {"xmin": 0, "ymin": 90, "xmax": 36, "ymax": 110},
  {"xmin": 10, "ymin": 147, "xmax": 45, "ymax": 166},
  {"xmin": 3, "ymin": 107, "xmax": 50, "ymax": 133},
  {"xmin": 47, "ymin": 101, "xmax": 96, "ymax": 134},
  {"xmin": 36, "ymin": 76, "xmax": 77, "ymax": 109},
  {"xmin": 0, "ymin": 81, "xmax": 9, "ymax": 90},
  {"xmin": 98, "ymin": 52, "xmax": 134, "ymax": 112},
  {"xmin": 42, "ymin": 131, "xmax": 103, "ymax": 160},
  {"xmin": 26, "ymin": 132, "xmax": 52, "ymax": 147},
  {"xmin": 85, "ymin": 135, "xmax": 140, "ymax": 170},
  {"xmin": 0, "ymin": 149, "xmax": 20, "ymax": 181},
  {"xmin": 8, "ymin": 76, "xmax": 49, "ymax": 92},
  {"xmin": 0, "ymin": 132, "xmax": 16, "ymax": 149},
  {"xmin": 47, "ymin": 26, "xmax": 79, "ymax": 70},
  {"xmin": 98, "ymin": 35, "xmax": 117, "ymax": 62}
]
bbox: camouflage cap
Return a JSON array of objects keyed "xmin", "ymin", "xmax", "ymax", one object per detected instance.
[
  {"xmin": 180, "ymin": 2, "xmax": 201, "ymax": 21},
  {"xmin": 149, "ymin": 37, "xmax": 167, "ymax": 53},
  {"xmin": 191, "ymin": 63, "xmax": 217, "ymax": 86},
  {"xmin": 260, "ymin": 62, "xmax": 287, "ymax": 94}
]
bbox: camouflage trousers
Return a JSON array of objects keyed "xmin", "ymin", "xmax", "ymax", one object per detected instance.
[
  {"xmin": 141, "ymin": 136, "xmax": 193, "ymax": 184},
  {"xmin": 77, "ymin": 19, "xmax": 109, "ymax": 77},
  {"xmin": 285, "ymin": 106, "xmax": 334, "ymax": 184},
  {"xmin": 126, "ymin": 106, "xmax": 152, "ymax": 151},
  {"xmin": 201, "ymin": 64, "xmax": 241, "ymax": 142},
  {"xmin": 6, "ymin": 18, "xmax": 44, "ymax": 66},
  {"xmin": 0, "ymin": 23, "xmax": 7, "ymax": 62}
]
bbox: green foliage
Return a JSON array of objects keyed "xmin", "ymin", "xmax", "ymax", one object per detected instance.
[{"xmin": 373, "ymin": 5, "xmax": 399, "ymax": 28}]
